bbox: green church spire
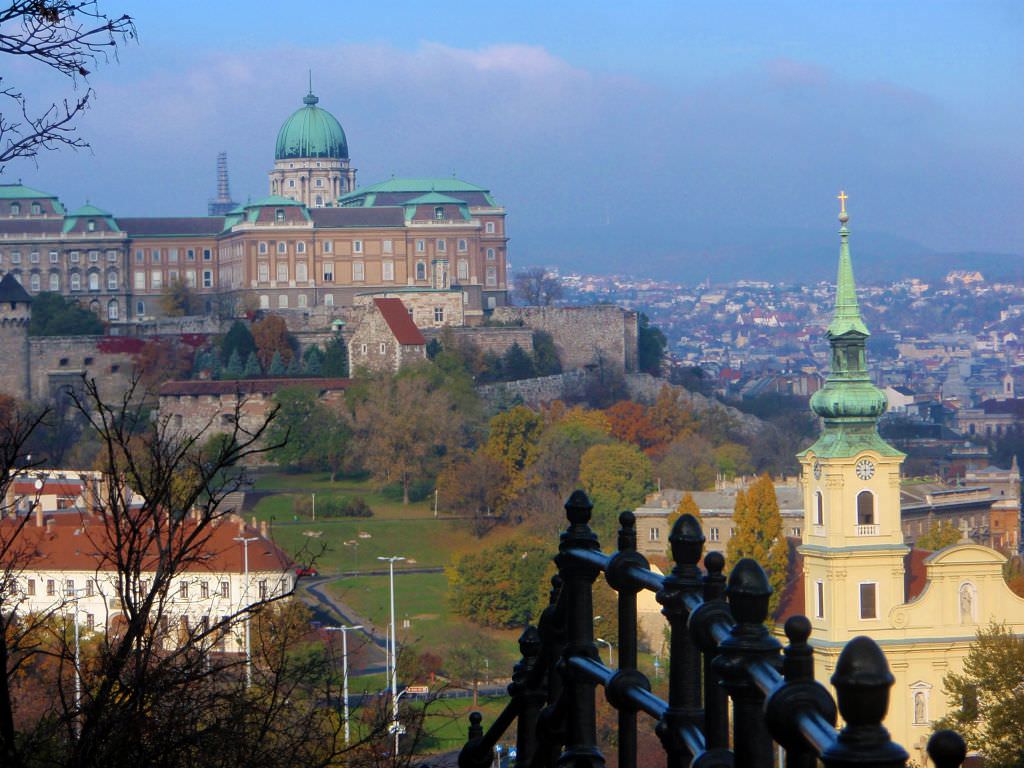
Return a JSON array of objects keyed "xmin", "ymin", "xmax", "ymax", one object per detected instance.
[{"xmin": 803, "ymin": 193, "xmax": 901, "ymax": 459}]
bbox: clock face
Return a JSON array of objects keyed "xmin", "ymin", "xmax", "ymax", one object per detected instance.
[
  {"xmin": 855, "ymin": 459, "xmax": 875, "ymax": 481},
  {"xmin": 813, "ymin": 461, "xmax": 822, "ymax": 480}
]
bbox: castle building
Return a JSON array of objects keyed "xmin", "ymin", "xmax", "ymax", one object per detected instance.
[
  {"xmin": 781, "ymin": 197, "xmax": 1024, "ymax": 763},
  {"xmin": 0, "ymin": 90, "xmax": 508, "ymax": 323}
]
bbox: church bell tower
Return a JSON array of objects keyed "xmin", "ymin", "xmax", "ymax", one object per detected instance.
[{"xmin": 798, "ymin": 194, "xmax": 908, "ymax": 643}]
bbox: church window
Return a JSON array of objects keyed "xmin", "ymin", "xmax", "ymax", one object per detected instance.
[
  {"xmin": 88, "ymin": 272, "xmax": 99, "ymax": 291},
  {"xmin": 88, "ymin": 250, "xmax": 99, "ymax": 263},
  {"xmin": 859, "ymin": 582, "xmax": 877, "ymax": 619},
  {"xmin": 416, "ymin": 262, "xmax": 426, "ymax": 281},
  {"xmin": 288, "ymin": 179, "xmax": 295, "ymax": 188},
  {"xmin": 856, "ymin": 490, "xmax": 875, "ymax": 526},
  {"xmin": 107, "ymin": 300, "xmax": 118, "ymax": 320},
  {"xmin": 70, "ymin": 273, "xmax": 81, "ymax": 291},
  {"xmin": 814, "ymin": 491, "xmax": 824, "ymax": 526},
  {"xmin": 382, "ymin": 261, "xmax": 394, "ymax": 281},
  {"xmin": 322, "ymin": 263, "xmax": 334, "ymax": 282},
  {"xmin": 814, "ymin": 581, "xmax": 824, "ymax": 618},
  {"xmin": 49, "ymin": 273, "xmax": 59, "ymax": 291},
  {"xmin": 315, "ymin": 178, "xmax": 323, "ymax": 188},
  {"xmin": 277, "ymin": 263, "xmax": 288, "ymax": 282},
  {"xmin": 352, "ymin": 262, "xmax": 364, "ymax": 281},
  {"xmin": 29, "ymin": 273, "xmax": 39, "ymax": 291}
]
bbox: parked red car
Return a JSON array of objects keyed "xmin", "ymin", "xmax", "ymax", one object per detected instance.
[{"xmin": 294, "ymin": 565, "xmax": 318, "ymax": 578}]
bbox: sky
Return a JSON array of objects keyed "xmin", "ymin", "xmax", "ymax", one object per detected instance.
[{"xmin": 4, "ymin": 1, "xmax": 1022, "ymax": 282}]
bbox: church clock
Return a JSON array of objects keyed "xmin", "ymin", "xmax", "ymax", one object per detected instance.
[{"xmin": 855, "ymin": 458, "xmax": 875, "ymax": 481}]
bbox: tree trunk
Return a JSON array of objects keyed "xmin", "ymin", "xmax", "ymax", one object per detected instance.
[
  {"xmin": 402, "ymin": 473, "xmax": 410, "ymax": 505},
  {"xmin": 472, "ymin": 679, "xmax": 479, "ymax": 707}
]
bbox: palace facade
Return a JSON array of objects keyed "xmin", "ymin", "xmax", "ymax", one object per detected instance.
[{"xmin": 0, "ymin": 89, "xmax": 509, "ymax": 324}]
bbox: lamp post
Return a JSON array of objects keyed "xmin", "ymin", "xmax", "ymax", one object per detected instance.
[
  {"xmin": 312, "ymin": 493, "xmax": 316, "ymax": 522},
  {"xmin": 325, "ymin": 625, "xmax": 363, "ymax": 745},
  {"xmin": 377, "ymin": 555, "xmax": 405, "ymax": 755},
  {"xmin": 595, "ymin": 637, "xmax": 614, "ymax": 667},
  {"xmin": 67, "ymin": 586, "xmax": 87, "ymax": 737},
  {"xmin": 234, "ymin": 535, "xmax": 259, "ymax": 688}
]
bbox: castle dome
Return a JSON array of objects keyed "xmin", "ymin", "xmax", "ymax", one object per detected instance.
[{"xmin": 274, "ymin": 91, "xmax": 349, "ymax": 161}]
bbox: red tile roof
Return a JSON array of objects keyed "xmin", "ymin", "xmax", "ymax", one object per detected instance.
[
  {"xmin": 13, "ymin": 481, "xmax": 84, "ymax": 496},
  {"xmin": 373, "ymin": 298, "xmax": 426, "ymax": 345},
  {"xmin": 0, "ymin": 512, "xmax": 290, "ymax": 574}
]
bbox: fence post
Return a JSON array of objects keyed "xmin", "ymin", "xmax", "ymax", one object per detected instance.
[
  {"xmin": 821, "ymin": 636, "xmax": 908, "ymax": 768},
  {"xmin": 698, "ymin": 551, "xmax": 730, "ymax": 751},
  {"xmin": 512, "ymin": 626, "xmax": 544, "ymax": 768},
  {"xmin": 656, "ymin": 513, "xmax": 705, "ymax": 766},
  {"xmin": 535, "ymin": 575, "xmax": 565, "ymax": 768},
  {"xmin": 605, "ymin": 510, "xmax": 651, "ymax": 768},
  {"xmin": 926, "ymin": 730, "xmax": 966, "ymax": 768},
  {"xmin": 555, "ymin": 490, "xmax": 605, "ymax": 768},
  {"xmin": 713, "ymin": 558, "xmax": 782, "ymax": 768}
]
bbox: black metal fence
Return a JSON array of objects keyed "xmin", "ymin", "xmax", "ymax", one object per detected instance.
[{"xmin": 459, "ymin": 490, "xmax": 969, "ymax": 768}]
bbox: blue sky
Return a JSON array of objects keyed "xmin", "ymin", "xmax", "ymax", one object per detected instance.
[{"xmin": 4, "ymin": 1, "xmax": 1021, "ymax": 280}]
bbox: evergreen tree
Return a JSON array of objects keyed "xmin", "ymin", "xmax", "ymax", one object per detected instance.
[
  {"xmin": 242, "ymin": 352, "xmax": 262, "ymax": 378},
  {"xmin": 532, "ymin": 331, "xmax": 561, "ymax": 376},
  {"xmin": 225, "ymin": 349, "xmax": 244, "ymax": 379},
  {"xmin": 221, "ymin": 320, "xmax": 256, "ymax": 365},
  {"xmin": 268, "ymin": 351, "xmax": 286, "ymax": 377},
  {"xmin": 286, "ymin": 352, "xmax": 302, "ymax": 377},
  {"xmin": 322, "ymin": 337, "xmax": 348, "ymax": 377},
  {"xmin": 726, "ymin": 475, "xmax": 789, "ymax": 618},
  {"xmin": 501, "ymin": 343, "xmax": 536, "ymax": 381},
  {"xmin": 302, "ymin": 346, "xmax": 324, "ymax": 376}
]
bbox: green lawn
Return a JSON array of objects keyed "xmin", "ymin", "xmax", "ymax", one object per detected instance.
[{"xmin": 251, "ymin": 471, "xmax": 438, "ymax": 520}]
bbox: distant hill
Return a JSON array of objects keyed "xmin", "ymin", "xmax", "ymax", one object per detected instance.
[{"xmin": 517, "ymin": 224, "xmax": 1024, "ymax": 284}]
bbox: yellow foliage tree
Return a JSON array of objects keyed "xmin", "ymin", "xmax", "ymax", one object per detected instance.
[{"xmin": 726, "ymin": 475, "xmax": 790, "ymax": 617}]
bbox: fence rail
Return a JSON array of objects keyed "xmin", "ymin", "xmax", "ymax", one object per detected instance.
[{"xmin": 459, "ymin": 490, "xmax": 969, "ymax": 768}]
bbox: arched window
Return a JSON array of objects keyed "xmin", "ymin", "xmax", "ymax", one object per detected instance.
[
  {"xmin": 70, "ymin": 273, "xmax": 81, "ymax": 291},
  {"xmin": 88, "ymin": 272, "xmax": 99, "ymax": 291},
  {"xmin": 416, "ymin": 261, "xmax": 426, "ymax": 281},
  {"xmin": 457, "ymin": 259, "xmax": 469, "ymax": 281},
  {"xmin": 29, "ymin": 273, "xmax": 40, "ymax": 291},
  {"xmin": 107, "ymin": 300, "xmax": 118, "ymax": 320},
  {"xmin": 814, "ymin": 491, "xmax": 824, "ymax": 526},
  {"xmin": 107, "ymin": 271, "xmax": 118, "ymax": 290},
  {"xmin": 857, "ymin": 491, "xmax": 874, "ymax": 526},
  {"xmin": 49, "ymin": 272, "xmax": 60, "ymax": 291}
]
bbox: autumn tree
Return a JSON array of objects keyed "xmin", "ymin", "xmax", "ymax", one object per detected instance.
[
  {"xmin": 445, "ymin": 632, "xmax": 502, "ymax": 706},
  {"xmin": 916, "ymin": 520, "xmax": 962, "ymax": 551},
  {"xmin": 133, "ymin": 338, "xmax": 193, "ymax": 388},
  {"xmin": 267, "ymin": 386, "xmax": 352, "ymax": 480},
  {"xmin": 252, "ymin": 315, "xmax": 295, "ymax": 370},
  {"xmin": 655, "ymin": 434, "xmax": 717, "ymax": 491},
  {"xmin": 605, "ymin": 400, "xmax": 666, "ymax": 451},
  {"xmin": 159, "ymin": 275, "xmax": 197, "ymax": 316},
  {"xmin": 436, "ymin": 451, "xmax": 507, "ymax": 535},
  {"xmin": 726, "ymin": 475, "xmax": 790, "ymax": 617},
  {"xmin": 0, "ymin": 2, "xmax": 136, "ymax": 171},
  {"xmin": 666, "ymin": 492, "xmax": 701, "ymax": 529},
  {"xmin": 513, "ymin": 267, "xmax": 563, "ymax": 306},
  {"xmin": 447, "ymin": 537, "xmax": 551, "ymax": 627},
  {"xmin": 937, "ymin": 622, "xmax": 1024, "ymax": 768},
  {"xmin": 351, "ymin": 369, "xmax": 462, "ymax": 504},
  {"xmin": 579, "ymin": 442, "xmax": 653, "ymax": 538}
]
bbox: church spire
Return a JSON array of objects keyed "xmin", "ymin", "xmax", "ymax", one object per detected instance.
[
  {"xmin": 805, "ymin": 193, "xmax": 899, "ymax": 459},
  {"xmin": 828, "ymin": 191, "xmax": 870, "ymax": 339}
]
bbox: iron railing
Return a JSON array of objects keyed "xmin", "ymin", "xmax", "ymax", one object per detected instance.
[{"xmin": 459, "ymin": 490, "xmax": 969, "ymax": 768}]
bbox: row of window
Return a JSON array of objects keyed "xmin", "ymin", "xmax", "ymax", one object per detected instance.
[
  {"xmin": 0, "ymin": 249, "xmax": 118, "ymax": 265},
  {"xmin": 254, "ymin": 239, "xmax": 500, "ymax": 258},
  {"xmin": 7, "ymin": 201, "xmax": 46, "ymax": 216},
  {"xmin": 6, "ymin": 270, "xmax": 118, "ymax": 292},
  {"xmin": 648, "ymin": 525, "xmax": 803, "ymax": 542},
  {"xmin": 134, "ymin": 248, "xmax": 212, "ymax": 264},
  {"xmin": 812, "ymin": 580, "xmax": 879, "ymax": 621},
  {"xmin": 134, "ymin": 269, "xmax": 213, "ymax": 290},
  {"xmin": 21, "ymin": 576, "xmax": 281, "ymax": 601}
]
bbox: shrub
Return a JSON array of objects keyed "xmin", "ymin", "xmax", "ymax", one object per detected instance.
[{"xmin": 291, "ymin": 494, "xmax": 373, "ymax": 518}]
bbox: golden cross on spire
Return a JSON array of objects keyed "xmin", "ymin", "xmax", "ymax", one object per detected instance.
[{"xmin": 837, "ymin": 190, "xmax": 848, "ymax": 215}]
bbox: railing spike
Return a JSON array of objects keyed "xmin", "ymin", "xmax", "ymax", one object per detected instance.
[{"xmin": 927, "ymin": 730, "xmax": 967, "ymax": 768}]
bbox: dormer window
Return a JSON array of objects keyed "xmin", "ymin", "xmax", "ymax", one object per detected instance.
[
  {"xmin": 434, "ymin": 206, "xmax": 445, "ymax": 220},
  {"xmin": 87, "ymin": 219, "xmax": 96, "ymax": 231},
  {"xmin": 31, "ymin": 202, "xmax": 41, "ymax": 215},
  {"xmin": 275, "ymin": 208, "xmax": 285, "ymax": 222},
  {"xmin": 10, "ymin": 203, "xmax": 20, "ymax": 216}
]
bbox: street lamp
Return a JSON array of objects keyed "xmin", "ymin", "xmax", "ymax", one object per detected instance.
[
  {"xmin": 377, "ymin": 555, "xmax": 405, "ymax": 755},
  {"xmin": 67, "ymin": 586, "xmax": 88, "ymax": 737},
  {"xmin": 234, "ymin": 535, "xmax": 259, "ymax": 688},
  {"xmin": 595, "ymin": 637, "xmax": 614, "ymax": 667},
  {"xmin": 325, "ymin": 625, "xmax": 363, "ymax": 745}
]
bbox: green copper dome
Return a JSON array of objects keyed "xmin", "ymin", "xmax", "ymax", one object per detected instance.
[{"xmin": 275, "ymin": 91, "xmax": 349, "ymax": 161}]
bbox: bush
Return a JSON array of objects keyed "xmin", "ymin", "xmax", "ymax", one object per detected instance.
[
  {"xmin": 291, "ymin": 494, "xmax": 373, "ymax": 518},
  {"xmin": 381, "ymin": 479, "xmax": 433, "ymax": 503}
]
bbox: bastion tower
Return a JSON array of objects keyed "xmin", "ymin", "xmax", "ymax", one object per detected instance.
[
  {"xmin": 0, "ymin": 272, "xmax": 32, "ymax": 401},
  {"xmin": 268, "ymin": 85, "xmax": 357, "ymax": 207}
]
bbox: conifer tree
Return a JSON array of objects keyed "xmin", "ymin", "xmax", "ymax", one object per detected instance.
[
  {"xmin": 302, "ymin": 346, "xmax": 324, "ymax": 376},
  {"xmin": 726, "ymin": 475, "xmax": 789, "ymax": 617},
  {"xmin": 268, "ymin": 351, "xmax": 286, "ymax": 377},
  {"xmin": 286, "ymin": 352, "xmax": 301, "ymax": 377},
  {"xmin": 225, "ymin": 349, "xmax": 244, "ymax": 379},
  {"xmin": 242, "ymin": 352, "xmax": 262, "ymax": 378}
]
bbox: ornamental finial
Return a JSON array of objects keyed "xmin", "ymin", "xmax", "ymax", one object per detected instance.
[{"xmin": 837, "ymin": 190, "xmax": 849, "ymax": 223}]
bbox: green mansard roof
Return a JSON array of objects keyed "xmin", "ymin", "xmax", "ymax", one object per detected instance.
[{"xmin": 338, "ymin": 177, "xmax": 498, "ymax": 208}]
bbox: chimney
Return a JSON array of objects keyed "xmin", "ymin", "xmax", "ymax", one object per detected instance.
[
  {"xmin": 259, "ymin": 520, "xmax": 268, "ymax": 538},
  {"xmin": 251, "ymin": 515, "xmax": 257, "ymax": 530},
  {"xmin": 35, "ymin": 504, "xmax": 43, "ymax": 528}
]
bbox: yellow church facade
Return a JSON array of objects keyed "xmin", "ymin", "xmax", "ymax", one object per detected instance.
[{"xmin": 790, "ymin": 198, "xmax": 1024, "ymax": 764}]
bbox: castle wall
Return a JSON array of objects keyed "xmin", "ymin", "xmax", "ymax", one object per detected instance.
[
  {"xmin": 423, "ymin": 327, "xmax": 534, "ymax": 357},
  {"xmin": 0, "ymin": 311, "xmax": 31, "ymax": 401},
  {"xmin": 27, "ymin": 336, "xmax": 141, "ymax": 403},
  {"xmin": 491, "ymin": 305, "xmax": 639, "ymax": 372}
]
